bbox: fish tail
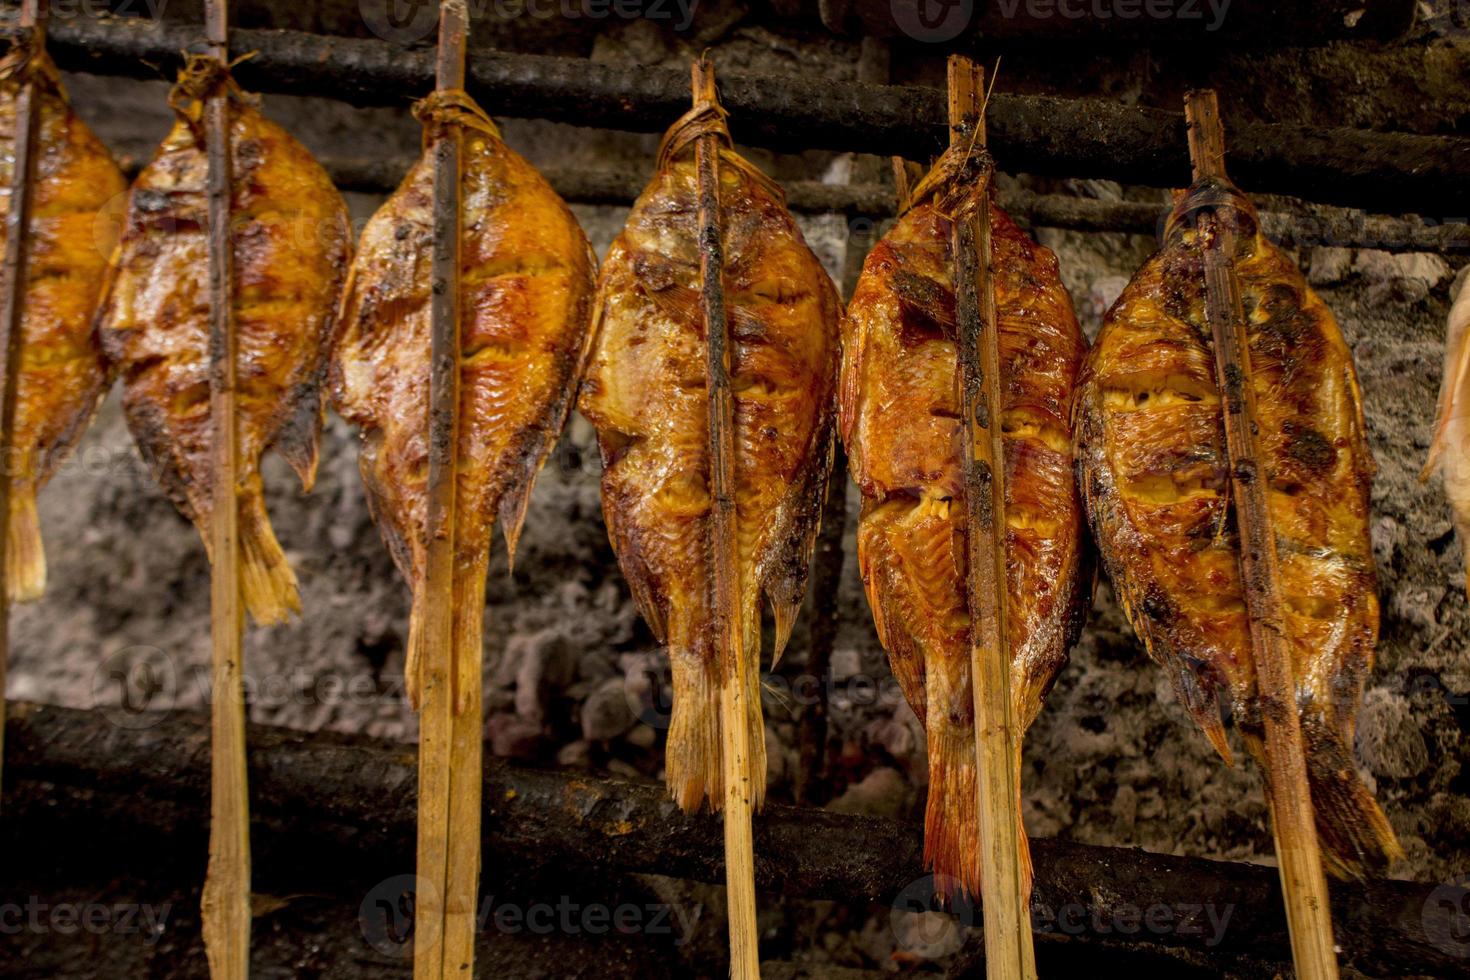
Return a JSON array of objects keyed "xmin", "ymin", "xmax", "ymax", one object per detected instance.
[
  {"xmin": 6, "ymin": 486, "xmax": 44, "ymax": 603},
  {"xmin": 924, "ymin": 714, "xmax": 982, "ymax": 903},
  {"xmin": 666, "ymin": 605, "xmax": 766, "ymax": 813},
  {"xmin": 1298, "ymin": 714, "xmax": 1404, "ymax": 879},
  {"xmin": 667, "ymin": 650, "xmax": 722, "ymax": 812},
  {"xmin": 238, "ymin": 493, "xmax": 301, "ymax": 627}
]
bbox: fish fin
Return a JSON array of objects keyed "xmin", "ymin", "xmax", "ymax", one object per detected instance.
[
  {"xmin": 405, "ymin": 587, "xmax": 424, "ymax": 712},
  {"xmin": 924, "ymin": 709, "xmax": 982, "ymax": 905},
  {"xmin": 764, "ymin": 422, "xmax": 836, "ymax": 669},
  {"xmin": 274, "ymin": 374, "xmax": 325, "ymax": 494},
  {"xmin": 6, "ymin": 487, "xmax": 44, "ymax": 603},
  {"xmin": 666, "ymin": 647, "xmax": 721, "ymax": 813},
  {"xmin": 1177, "ymin": 658, "xmax": 1233, "ymax": 766},
  {"xmin": 238, "ymin": 492, "xmax": 301, "ymax": 627},
  {"xmin": 498, "ymin": 478, "xmax": 534, "ymax": 575},
  {"xmin": 1296, "ymin": 715, "xmax": 1403, "ymax": 879},
  {"xmin": 665, "ymin": 609, "xmax": 767, "ymax": 814}
]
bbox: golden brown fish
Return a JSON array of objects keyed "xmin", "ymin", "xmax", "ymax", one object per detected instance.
[
  {"xmin": 330, "ymin": 92, "xmax": 595, "ymax": 706},
  {"xmin": 1074, "ymin": 174, "xmax": 1401, "ymax": 878},
  {"xmin": 97, "ymin": 58, "xmax": 351, "ymax": 625},
  {"xmin": 0, "ymin": 46, "xmax": 125, "ymax": 601},
  {"xmin": 578, "ymin": 103, "xmax": 840, "ymax": 813},
  {"xmin": 1424, "ymin": 267, "xmax": 1470, "ymax": 599},
  {"xmin": 842, "ymin": 176, "xmax": 1089, "ymax": 900}
]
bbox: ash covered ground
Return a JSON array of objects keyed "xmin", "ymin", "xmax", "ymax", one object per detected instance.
[{"xmin": 5, "ymin": 4, "xmax": 1469, "ymax": 977}]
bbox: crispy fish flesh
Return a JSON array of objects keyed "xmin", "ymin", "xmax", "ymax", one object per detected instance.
[
  {"xmin": 578, "ymin": 110, "xmax": 840, "ymax": 813},
  {"xmin": 1074, "ymin": 175, "xmax": 1401, "ymax": 878},
  {"xmin": 1424, "ymin": 266, "xmax": 1470, "ymax": 599},
  {"xmin": 0, "ymin": 48, "xmax": 126, "ymax": 601},
  {"xmin": 97, "ymin": 60, "xmax": 351, "ymax": 625},
  {"xmin": 330, "ymin": 93, "xmax": 595, "ymax": 707},
  {"xmin": 842, "ymin": 183, "xmax": 1089, "ymax": 901}
]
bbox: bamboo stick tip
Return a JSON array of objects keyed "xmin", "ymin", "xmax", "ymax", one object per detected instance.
[
  {"xmin": 1184, "ymin": 89, "xmax": 1227, "ymax": 182},
  {"xmin": 945, "ymin": 55, "xmax": 984, "ymax": 149},
  {"xmin": 691, "ymin": 54, "xmax": 717, "ymax": 109}
]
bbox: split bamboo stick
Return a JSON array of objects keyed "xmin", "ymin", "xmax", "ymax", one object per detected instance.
[
  {"xmin": 414, "ymin": 2, "xmax": 480, "ymax": 978},
  {"xmin": 198, "ymin": 0, "xmax": 251, "ymax": 976},
  {"xmin": 949, "ymin": 54, "xmax": 1038, "ymax": 980},
  {"xmin": 1184, "ymin": 88, "xmax": 1340, "ymax": 980},
  {"xmin": 692, "ymin": 56, "xmax": 761, "ymax": 980}
]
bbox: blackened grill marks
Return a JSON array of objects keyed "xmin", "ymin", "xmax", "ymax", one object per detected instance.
[{"xmin": 892, "ymin": 269, "xmax": 957, "ymax": 346}]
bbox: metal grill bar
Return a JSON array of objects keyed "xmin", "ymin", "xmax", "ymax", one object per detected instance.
[{"xmin": 42, "ymin": 14, "xmax": 1470, "ymax": 216}]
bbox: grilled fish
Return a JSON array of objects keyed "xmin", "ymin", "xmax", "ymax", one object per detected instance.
[
  {"xmin": 1074, "ymin": 175, "xmax": 1401, "ymax": 878},
  {"xmin": 98, "ymin": 59, "xmax": 351, "ymax": 625},
  {"xmin": 842, "ymin": 179, "xmax": 1089, "ymax": 900},
  {"xmin": 330, "ymin": 93, "xmax": 595, "ymax": 706},
  {"xmin": 1424, "ymin": 267, "xmax": 1470, "ymax": 599},
  {"xmin": 0, "ymin": 47, "xmax": 126, "ymax": 601},
  {"xmin": 578, "ymin": 106, "xmax": 840, "ymax": 813}
]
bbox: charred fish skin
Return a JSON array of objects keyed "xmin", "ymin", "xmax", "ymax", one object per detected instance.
[
  {"xmin": 1074, "ymin": 174, "xmax": 1401, "ymax": 879},
  {"xmin": 0, "ymin": 49, "xmax": 127, "ymax": 602},
  {"xmin": 330, "ymin": 97, "xmax": 595, "ymax": 707},
  {"xmin": 578, "ymin": 132, "xmax": 840, "ymax": 815},
  {"xmin": 97, "ymin": 63, "xmax": 352, "ymax": 626},
  {"xmin": 842, "ymin": 200, "xmax": 1088, "ymax": 900}
]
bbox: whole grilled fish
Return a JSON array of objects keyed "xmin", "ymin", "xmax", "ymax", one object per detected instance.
[
  {"xmin": 98, "ymin": 59, "xmax": 351, "ymax": 625},
  {"xmin": 330, "ymin": 92, "xmax": 595, "ymax": 706},
  {"xmin": 0, "ymin": 47, "xmax": 126, "ymax": 601},
  {"xmin": 842, "ymin": 176, "xmax": 1089, "ymax": 900},
  {"xmin": 1424, "ymin": 267, "xmax": 1470, "ymax": 599},
  {"xmin": 1074, "ymin": 175, "xmax": 1401, "ymax": 878},
  {"xmin": 578, "ymin": 104, "xmax": 840, "ymax": 813}
]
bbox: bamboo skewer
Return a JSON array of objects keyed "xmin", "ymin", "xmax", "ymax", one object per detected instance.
[
  {"xmin": 0, "ymin": 0, "xmax": 43, "ymax": 816},
  {"xmin": 414, "ymin": 2, "xmax": 479, "ymax": 978},
  {"xmin": 1184, "ymin": 89, "xmax": 1340, "ymax": 980},
  {"xmin": 197, "ymin": 0, "xmax": 251, "ymax": 977},
  {"xmin": 691, "ymin": 58, "xmax": 760, "ymax": 980},
  {"xmin": 948, "ymin": 55, "xmax": 1037, "ymax": 980}
]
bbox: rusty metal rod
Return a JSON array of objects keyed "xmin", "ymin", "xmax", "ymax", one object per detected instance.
[
  {"xmin": 4, "ymin": 700, "xmax": 1466, "ymax": 977},
  {"xmin": 106, "ymin": 147, "xmax": 1470, "ymax": 254},
  {"xmin": 38, "ymin": 14, "xmax": 1470, "ymax": 216}
]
